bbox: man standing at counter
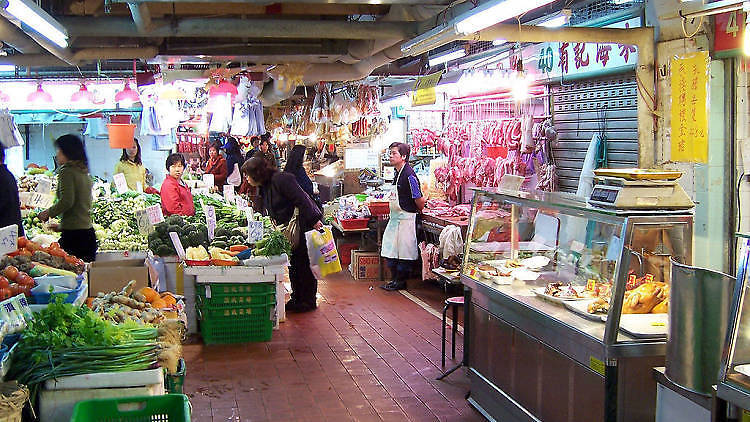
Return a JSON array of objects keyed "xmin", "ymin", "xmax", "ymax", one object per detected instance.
[{"xmin": 381, "ymin": 142, "xmax": 425, "ymax": 291}]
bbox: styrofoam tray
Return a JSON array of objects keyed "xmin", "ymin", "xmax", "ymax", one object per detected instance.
[
  {"xmin": 564, "ymin": 299, "xmax": 607, "ymax": 322},
  {"xmin": 44, "ymin": 368, "xmax": 164, "ymax": 390},
  {"xmin": 618, "ymin": 313, "xmax": 668, "ymax": 338},
  {"xmin": 532, "ymin": 287, "xmax": 588, "ymax": 305}
]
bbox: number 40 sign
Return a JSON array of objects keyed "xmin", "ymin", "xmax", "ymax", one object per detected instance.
[{"xmin": 715, "ymin": 11, "xmax": 746, "ymax": 55}]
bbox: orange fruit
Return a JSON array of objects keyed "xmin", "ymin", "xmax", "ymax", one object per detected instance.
[
  {"xmin": 161, "ymin": 293, "xmax": 177, "ymax": 306},
  {"xmin": 150, "ymin": 298, "xmax": 168, "ymax": 309},
  {"xmin": 139, "ymin": 287, "xmax": 159, "ymax": 303}
]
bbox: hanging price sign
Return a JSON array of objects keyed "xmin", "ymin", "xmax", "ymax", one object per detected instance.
[
  {"xmin": 145, "ymin": 204, "xmax": 164, "ymax": 224},
  {"xmin": 247, "ymin": 221, "xmax": 264, "ymax": 244},
  {"xmin": 223, "ymin": 185, "xmax": 235, "ymax": 204},
  {"xmin": 169, "ymin": 232, "xmax": 186, "ymax": 259},
  {"xmin": 235, "ymin": 196, "xmax": 248, "ymax": 210},
  {"xmin": 19, "ymin": 192, "xmax": 54, "ymax": 209}
]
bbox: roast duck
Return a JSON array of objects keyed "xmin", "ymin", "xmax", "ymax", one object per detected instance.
[{"xmin": 622, "ymin": 282, "xmax": 669, "ymax": 314}]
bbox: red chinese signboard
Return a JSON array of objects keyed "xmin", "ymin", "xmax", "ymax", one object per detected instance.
[{"xmin": 714, "ymin": 11, "xmax": 745, "ymax": 56}]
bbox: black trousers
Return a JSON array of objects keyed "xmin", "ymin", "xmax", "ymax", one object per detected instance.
[
  {"xmin": 289, "ymin": 239, "xmax": 317, "ymax": 307},
  {"xmin": 386, "ymin": 258, "xmax": 414, "ymax": 282},
  {"xmin": 59, "ymin": 228, "xmax": 98, "ymax": 262}
]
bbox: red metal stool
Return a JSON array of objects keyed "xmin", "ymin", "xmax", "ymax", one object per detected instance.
[{"xmin": 441, "ymin": 296, "xmax": 464, "ymax": 368}]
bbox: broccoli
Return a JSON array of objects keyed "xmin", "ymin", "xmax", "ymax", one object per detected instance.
[
  {"xmin": 155, "ymin": 223, "xmax": 169, "ymax": 236},
  {"xmin": 156, "ymin": 244, "xmax": 176, "ymax": 256},
  {"xmin": 149, "ymin": 238, "xmax": 164, "ymax": 253},
  {"xmin": 186, "ymin": 231, "xmax": 203, "ymax": 247},
  {"xmin": 167, "ymin": 224, "xmax": 182, "ymax": 235},
  {"xmin": 166, "ymin": 215, "xmax": 184, "ymax": 226},
  {"xmin": 231, "ymin": 228, "xmax": 246, "ymax": 237},
  {"xmin": 148, "ymin": 231, "xmax": 160, "ymax": 244},
  {"xmin": 211, "ymin": 241, "xmax": 228, "ymax": 249},
  {"xmin": 215, "ymin": 227, "xmax": 231, "ymax": 238}
]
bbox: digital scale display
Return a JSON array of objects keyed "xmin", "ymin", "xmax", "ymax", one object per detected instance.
[{"xmin": 590, "ymin": 188, "xmax": 619, "ymax": 204}]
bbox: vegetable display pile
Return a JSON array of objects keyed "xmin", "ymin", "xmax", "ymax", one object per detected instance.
[
  {"xmin": 3, "ymin": 238, "xmax": 85, "ymax": 275},
  {"xmin": 0, "ymin": 265, "xmax": 35, "ymax": 300},
  {"xmin": 148, "ymin": 215, "xmax": 210, "ymax": 256},
  {"xmin": 91, "ymin": 282, "xmax": 175, "ymax": 325},
  {"xmin": 253, "ymin": 230, "xmax": 292, "ymax": 257},
  {"xmin": 6, "ymin": 296, "xmax": 160, "ymax": 399},
  {"xmin": 22, "ymin": 211, "xmax": 59, "ymax": 241},
  {"xmin": 91, "ymin": 192, "xmax": 160, "ymax": 251}
]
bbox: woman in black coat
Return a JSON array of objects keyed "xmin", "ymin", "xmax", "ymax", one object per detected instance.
[
  {"xmin": 242, "ymin": 157, "xmax": 323, "ymax": 313},
  {"xmin": 0, "ymin": 147, "xmax": 23, "ymax": 237}
]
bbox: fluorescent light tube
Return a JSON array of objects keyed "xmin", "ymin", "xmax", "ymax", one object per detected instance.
[
  {"xmin": 492, "ymin": 39, "xmax": 507, "ymax": 46},
  {"xmin": 429, "ymin": 48, "xmax": 465, "ymax": 67},
  {"xmin": 5, "ymin": 0, "xmax": 68, "ymax": 48},
  {"xmin": 455, "ymin": 0, "xmax": 556, "ymax": 35},
  {"xmin": 0, "ymin": 65, "xmax": 15, "ymax": 72},
  {"xmin": 538, "ymin": 15, "xmax": 567, "ymax": 27},
  {"xmin": 401, "ymin": 23, "xmax": 459, "ymax": 56}
]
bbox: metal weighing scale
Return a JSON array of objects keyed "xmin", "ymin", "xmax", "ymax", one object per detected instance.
[{"xmin": 588, "ymin": 169, "xmax": 694, "ymax": 211}]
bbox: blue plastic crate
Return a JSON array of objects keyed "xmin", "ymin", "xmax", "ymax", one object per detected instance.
[{"xmin": 30, "ymin": 275, "xmax": 85, "ymax": 304}]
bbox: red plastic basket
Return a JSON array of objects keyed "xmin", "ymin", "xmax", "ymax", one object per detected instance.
[
  {"xmin": 368, "ymin": 201, "xmax": 390, "ymax": 216},
  {"xmin": 339, "ymin": 218, "xmax": 369, "ymax": 230}
]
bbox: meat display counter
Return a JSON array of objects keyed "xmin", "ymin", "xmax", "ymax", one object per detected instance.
[
  {"xmin": 716, "ymin": 233, "xmax": 750, "ymax": 420},
  {"xmin": 460, "ymin": 188, "xmax": 692, "ymax": 422}
]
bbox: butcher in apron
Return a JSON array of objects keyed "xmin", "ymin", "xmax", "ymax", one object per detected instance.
[{"xmin": 381, "ymin": 142, "xmax": 426, "ymax": 291}]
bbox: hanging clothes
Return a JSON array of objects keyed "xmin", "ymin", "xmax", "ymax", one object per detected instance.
[
  {"xmin": 207, "ymin": 95, "xmax": 233, "ymax": 133},
  {"xmin": 83, "ymin": 118, "xmax": 109, "ymax": 139},
  {"xmin": 230, "ymin": 102, "xmax": 250, "ymax": 136}
]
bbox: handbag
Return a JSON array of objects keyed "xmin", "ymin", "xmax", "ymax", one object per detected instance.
[{"xmin": 276, "ymin": 207, "xmax": 301, "ymax": 250}]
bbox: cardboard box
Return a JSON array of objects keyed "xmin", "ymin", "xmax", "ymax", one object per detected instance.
[
  {"xmin": 351, "ymin": 250, "xmax": 386, "ymax": 281},
  {"xmin": 88, "ymin": 259, "xmax": 149, "ymax": 296}
]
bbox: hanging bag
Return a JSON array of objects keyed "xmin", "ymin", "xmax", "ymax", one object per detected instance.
[
  {"xmin": 275, "ymin": 208, "xmax": 301, "ymax": 250},
  {"xmin": 227, "ymin": 163, "xmax": 241, "ymax": 186}
]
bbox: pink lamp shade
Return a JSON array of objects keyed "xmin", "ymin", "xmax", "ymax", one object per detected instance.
[
  {"xmin": 27, "ymin": 83, "xmax": 52, "ymax": 104},
  {"xmin": 209, "ymin": 80, "xmax": 238, "ymax": 100},
  {"xmin": 71, "ymin": 83, "xmax": 95, "ymax": 103},
  {"xmin": 115, "ymin": 82, "xmax": 140, "ymax": 104}
]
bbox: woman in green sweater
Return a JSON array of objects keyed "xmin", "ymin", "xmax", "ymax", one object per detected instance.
[{"xmin": 38, "ymin": 134, "xmax": 97, "ymax": 262}]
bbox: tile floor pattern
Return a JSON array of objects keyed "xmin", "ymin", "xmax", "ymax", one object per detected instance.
[{"xmin": 183, "ymin": 273, "xmax": 482, "ymax": 422}]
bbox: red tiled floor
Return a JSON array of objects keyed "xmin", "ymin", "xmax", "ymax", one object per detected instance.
[{"xmin": 183, "ymin": 271, "xmax": 481, "ymax": 421}]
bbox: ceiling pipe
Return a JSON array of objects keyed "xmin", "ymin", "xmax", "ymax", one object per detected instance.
[
  {"xmin": 0, "ymin": 17, "xmax": 41, "ymax": 54},
  {"xmin": 60, "ymin": 17, "xmax": 417, "ymax": 40},
  {"xmin": 259, "ymin": 75, "xmax": 298, "ymax": 107},
  {"xmin": 303, "ymin": 43, "xmax": 403, "ymax": 84},
  {"xmin": 461, "ymin": 24, "xmax": 656, "ymax": 167},
  {"xmin": 340, "ymin": 5, "xmax": 444, "ymax": 64},
  {"xmin": 0, "ymin": 54, "xmax": 66, "ymax": 66},
  {"xmin": 128, "ymin": 3, "xmax": 154, "ymax": 33}
]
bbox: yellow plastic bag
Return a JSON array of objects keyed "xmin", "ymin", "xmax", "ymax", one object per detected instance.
[{"xmin": 305, "ymin": 226, "xmax": 342, "ymax": 278}]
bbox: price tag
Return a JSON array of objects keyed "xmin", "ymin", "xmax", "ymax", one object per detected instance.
[
  {"xmin": 20, "ymin": 192, "xmax": 54, "ymax": 209},
  {"xmin": 113, "ymin": 173, "xmax": 128, "ymax": 194},
  {"xmin": 202, "ymin": 173, "xmax": 214, "ymax": 187},
  {"xmin": 223, "ymin": 185, "xmax": 235, "ymax": 204},
  {"xmin": 136, "ymin": 181, "xmax": 143, "ymax": 193},
  {"xmin": 585, "ymin": 279, "xmax": 596, "ymax": 292},
  {"xmin": 235, "ymin": 196, "xmax": 248, "ymax": 210},
  {"xmin": 134, "ymin": 209, "xmax": 153, "ymax": 234},
  {"xmin": 247, "ymin": 221, "xmax": 264, "ymax": 244},
  {"xmin": 146, "ymin": 204, "xmax": 164, "ymax": 224},
  {"xmin": 34, "ymin": 177, "xmax": 51, "ymax": 194},
  {"xmin": 0, "ymin": 225, "xmax": 18, "ymax": 256},
  {"xmin": 205, "ymin": 205, "xmax": 216, "ymax": 240},
  {"xmin": 169, "ymin": 232, "xmax": 186, "ymax": 259}
]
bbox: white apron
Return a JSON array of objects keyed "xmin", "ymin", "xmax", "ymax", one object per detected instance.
[{"xmin": 381, "ymin": 169, "xmax": 419, "ymax": 261}]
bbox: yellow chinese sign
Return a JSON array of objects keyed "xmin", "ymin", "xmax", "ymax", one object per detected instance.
[
  {"xmin": 670, "ymin": 51, "xmax": 709, "ymax": 163},
  {"xmin": 411, "ymin": 71, "xmax": 443, "ymax": 106}
]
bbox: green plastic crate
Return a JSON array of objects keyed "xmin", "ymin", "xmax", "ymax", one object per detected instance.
[
  {"xmin": 197, "ymin": 302, "xmax": 275, "ymax": 320},
  {"xmin": 199, "ymin": 314, "xmax": 273, "ymax": 344},
  {"xmin": 196, "ymin": 290, "xmax": 275, "ymax": 308},
  {"xmin": 165, "ymin": 358, "xmax": 186, "ymax": 394},
  {"xmin": 195, "ymin": 282, "xmax": 274, "ymax": 297},
  {"xmin": 70, "ymin": 394, "xmax": 191, "ymax": 422}
]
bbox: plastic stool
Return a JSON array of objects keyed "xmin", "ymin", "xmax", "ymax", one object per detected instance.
[{"xmin": 441, "ymin": 296, "xmax": 464, "ymax": 368}]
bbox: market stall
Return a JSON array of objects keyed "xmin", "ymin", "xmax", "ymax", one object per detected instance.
[{"xmin": 460, "ymin": 186, "xmax": 693, "ymax": 422}]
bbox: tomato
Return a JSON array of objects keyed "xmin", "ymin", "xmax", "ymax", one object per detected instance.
[
  {"xmin": 4, "ymin": 265, "xmax": 18, "ymax": 281},
  {"xmin": 0, "ymin": 276, "xmax": 9, "ymax": 290},
  {"xmin": 25, "ymin": 242, "xmax": 40, "ymax": 252},
  {"xmin": 49, "ymin": 248, "xmax": 66, "ymax": 258},
  {"xmin": 19, "ymin": 285, "xmax": 31, "ymax": 297},
  {"xmin": 8, "ymin": 283, "xmax": 19, "ymax": 296},
  {"xmin": 0, "ymin": 287, "xmax": 10, "ymax": 300},
  {"xmin": 16, "ymin": 273, "xmax": 33, "ymax": 287}
]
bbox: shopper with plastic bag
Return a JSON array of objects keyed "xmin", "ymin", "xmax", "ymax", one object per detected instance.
[
  {"xmin": 305, "ymin": 226, "xmax": 342, "ymax": 279},
  {"xmin": 242, "ymin": 156, "xmax": 323, "ymax": 313}
]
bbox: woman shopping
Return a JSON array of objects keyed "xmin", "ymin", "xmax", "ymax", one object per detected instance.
[
  {"xmin": 114, "ymin": 138, "xmax": 146, "ymax": 190},
  {"xmin": 203, "ymin": 142, "xmax": 227, "ymax": 188},
  {"xmin": 38, "ymin": 135, "xmax": 97, "ymax": 262},
  {"xmin": 160, "ymin": 153, "xmax": 195, "ymax": 217},
  {"xmin": 222, "ymin": 137, "xmax": 245, "ymax": 187},
  {"xmin": 284, "ymin": 144, "xmax": 321, "ymax": 209},
  {"xmin": 242, "ymin": 157, "xmax": 323, "ymax": 313}
]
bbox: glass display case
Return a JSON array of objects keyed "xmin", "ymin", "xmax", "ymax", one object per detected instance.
[
  {"xmin": 461, "ymin": 188, "xmax": 693, "ymax": 422},
  {"xmin": 716, "ymin": 234, "xmax": 750, "ymax": 417}
]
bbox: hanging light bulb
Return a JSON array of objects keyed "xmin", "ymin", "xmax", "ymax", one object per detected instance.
[
  {"xmin": 115, "ymin": 80, "xmax": 140, "ymax": 107},
  {"xmin": 27, "ymin": 82, "xmax": 52, "ymax": 104},
  {"xmin": 70, "ymin": 82, "xmax": 95, "ymax": 104}
]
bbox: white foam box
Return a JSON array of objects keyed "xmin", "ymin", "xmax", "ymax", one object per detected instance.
[{"xmin": 40, "ymin": 369, "xmax": 164, "ymax": 422}]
